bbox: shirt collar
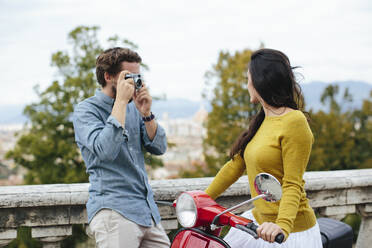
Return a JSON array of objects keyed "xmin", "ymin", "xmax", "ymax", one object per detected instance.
[{"xmin": 95, "ymin": 89, "xmax": 114, "ymax": 111}]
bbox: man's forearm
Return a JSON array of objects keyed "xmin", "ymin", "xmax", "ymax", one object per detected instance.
[
  {"xmin": 144, "ymin": 119, "xmax": 157, "ymax": 141},
  {"xmin": 112, "ymin": 100, "xmax": 127, "ymax": 127}
]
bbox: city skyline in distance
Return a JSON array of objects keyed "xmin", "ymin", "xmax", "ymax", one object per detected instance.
[{"xmin": 0, "ymin": 80, "xmax": 370, "ymax": 125}]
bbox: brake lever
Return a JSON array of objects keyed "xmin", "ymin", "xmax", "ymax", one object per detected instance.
[{"xmin": 235, "ymin": 224, "xmax": 258, "ymax": 239}]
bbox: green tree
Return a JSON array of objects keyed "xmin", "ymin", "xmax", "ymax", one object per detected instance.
[
  {"xmin": 181, "ymin": 48, "xmax": 260, "ymax": 177},
  {"xmin": 6, "ymin": 26, "xmax": 158, "ymax": 184},
  {"xmin": 309, "ymin": 86, "xmax": 371, "ymax": 241},
  {"xmin": 308, "ymin": 85, "xmax": 372, "ymax": 170},
  {"xmin": 352, "ymin": 90, "xmax": 372, "ymax": 168},
  {"xmin": 183, "ymin": 53, "xmax": 371, "ymax": 177},
  {"xmin": 5, "ymin": 25, "xmax": 162, "ymax": 247}
]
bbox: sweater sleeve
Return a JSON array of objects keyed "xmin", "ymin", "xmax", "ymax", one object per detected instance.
[
  {"xmin": 205, "ymin": 154, "xmax": 246, "ymax": 200},
  {"xmin": 276, "ymin": 116, "xmax": 313, "ymax": 239}
]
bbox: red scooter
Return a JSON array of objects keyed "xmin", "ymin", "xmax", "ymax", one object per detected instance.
[{"xmin": 170, "ymin": 173, "xmax": 284, "ymax": 248}]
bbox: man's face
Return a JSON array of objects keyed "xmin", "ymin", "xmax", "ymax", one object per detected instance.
[{"xmin": 111, "ymin": 61, "xmax": 141, "ymax": 99}]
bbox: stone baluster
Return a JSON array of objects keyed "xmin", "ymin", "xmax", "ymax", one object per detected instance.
[
  {"xmin": 32, "ymin": 226, "xmax": 72, "ymax": 248},
  {"xmin": 0, "ymin": 228, "xmax": 17, "ymax": 247},
  {"xmin": 356, "ymin": 204, "xmax": 372, "ymax": 248}
]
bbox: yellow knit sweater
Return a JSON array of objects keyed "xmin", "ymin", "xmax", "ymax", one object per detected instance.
[{"xmin": 205, "ymin": 110, "xmax": 316, "ymax": 239}]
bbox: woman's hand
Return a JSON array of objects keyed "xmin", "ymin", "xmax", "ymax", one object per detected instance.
[{"xmin": 256, "ymin": 222, "xmax": 284, "ymax": 243}]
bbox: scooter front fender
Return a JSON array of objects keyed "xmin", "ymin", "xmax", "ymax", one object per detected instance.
[{"xmin": 171, "ymin": 228, "xmax": 230, "ymax": 248}]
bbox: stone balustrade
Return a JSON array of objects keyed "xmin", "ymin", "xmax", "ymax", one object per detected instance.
[{"xmin": 1, "ymin": 169, "xmax": 372, "ymax": 248}]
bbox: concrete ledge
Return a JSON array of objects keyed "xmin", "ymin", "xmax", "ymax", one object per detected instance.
[{"xmin": 0, "ymin": 169, "xmax": 372, "ymax": 248}]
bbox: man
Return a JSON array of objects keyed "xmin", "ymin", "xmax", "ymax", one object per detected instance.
[{"xmin": 72, "ymin": 47, "xmax": 170, "ymax": 248}]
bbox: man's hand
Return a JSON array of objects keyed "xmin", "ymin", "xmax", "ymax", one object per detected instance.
[
  {"xmin": 116, "ymin": 70, "xmax": 135, "ymax": 103},
  {"xmin": 256, "ymin": 222, "xmax": 284, "ymax": 243},
  {"xmin": 134, "ymin": 83, "xmax": 152, "ymax": 116}
]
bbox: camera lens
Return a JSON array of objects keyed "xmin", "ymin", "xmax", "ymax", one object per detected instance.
[{"xmin": 135, "ymin": 78, "xmax": 142, "ymax": 89}]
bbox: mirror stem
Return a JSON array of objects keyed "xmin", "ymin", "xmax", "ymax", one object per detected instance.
[{"xmin": 211, "ymin": 194, "xmax": 266, "ymax": 230}]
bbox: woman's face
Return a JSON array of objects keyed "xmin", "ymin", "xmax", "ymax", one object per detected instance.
[{"xmin": 247, "ymin": 70, "xmax": 260, "ymax": 104}]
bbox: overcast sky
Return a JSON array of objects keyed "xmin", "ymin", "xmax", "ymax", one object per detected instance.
[{"xmin": 0, "ymin": 0, "xmax": 371, "ymax": 106}]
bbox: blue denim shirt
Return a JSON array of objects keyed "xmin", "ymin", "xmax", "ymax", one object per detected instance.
[{"xmin": 72, "ymin": 89, "xmax": 167, "ymax": 227}]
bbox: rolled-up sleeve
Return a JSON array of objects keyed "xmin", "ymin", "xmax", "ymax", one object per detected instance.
[
  {"xmin": 140, "ymin": 119, "xmax": 167, "ymax": 155},
  {"xmin": 73, "ymin": 103, "xmax": 126, "ymax": 162}
]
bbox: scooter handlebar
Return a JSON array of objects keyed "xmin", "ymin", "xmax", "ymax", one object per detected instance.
[{"xmin": 240, "ymin": 222, "xmax": 284, "ymax": 244}]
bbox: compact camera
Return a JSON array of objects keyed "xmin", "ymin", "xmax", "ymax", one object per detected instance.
[{"xmin": 125, "ymin": 73, "xmax": 142, "ymax": 91}]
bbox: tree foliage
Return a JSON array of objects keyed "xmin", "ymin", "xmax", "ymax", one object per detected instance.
[
  {"xmin": 184, "ymin": 48, "xmax": 371, "ymax": 177},
  {"xmin": 6, "ymin": 25, "xmax": 158, "ymax": 184},
  {"xmin": 192, "ymin": 49, "xmax": 260, "ymax": 176},
  {"xmin": 308, "ymin": 85, "xmax": 372, "ymax": 170},
  {"xmin": 5, "ymin": 25, "xmax": 164, "ymax": 248}
]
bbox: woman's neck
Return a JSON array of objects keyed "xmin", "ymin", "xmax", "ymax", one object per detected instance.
[{"xmin": 261, "ymin": 102, "xmax": 294, "ymax": 117}]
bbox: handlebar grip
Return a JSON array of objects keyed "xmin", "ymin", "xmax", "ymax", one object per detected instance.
[
  {"xmin": 246, "ymin": 222, "xmax": 258, "ymax": 232},
  {"xmin": 246, "ymin": 222, "xmax": 284, "ymax": 244},
  {"xmin": 275, "ymin": 233, "xmax": 285, "ymax": 244}
]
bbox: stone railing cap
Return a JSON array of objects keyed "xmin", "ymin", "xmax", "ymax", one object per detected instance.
[{"xmin": 1, "ymin": 169, "xmax": 372, "ymax": 208}]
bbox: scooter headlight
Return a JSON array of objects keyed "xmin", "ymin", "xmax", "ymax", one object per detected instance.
[{"xmin": 176, "ymin": 193, "xmax": 197, "ymax": 228}]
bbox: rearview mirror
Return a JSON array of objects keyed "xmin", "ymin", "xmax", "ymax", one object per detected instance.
[{"xmin": 254, "ymin": 173, "xmax": 282, "ymax": 202}]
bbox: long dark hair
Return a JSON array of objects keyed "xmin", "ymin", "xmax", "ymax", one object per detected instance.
[{"xmin": 230, "ymin": 48, "xmax": 306, "ymax": 159}]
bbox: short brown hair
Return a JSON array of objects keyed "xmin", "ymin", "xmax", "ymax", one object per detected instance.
[{"xmin": 96, "ymin": 47, "xmax": 142, "ymax": 87}]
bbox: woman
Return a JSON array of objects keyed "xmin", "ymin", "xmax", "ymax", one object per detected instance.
[{"xmin": 205, "ymin": 48, "xmax": 322, "ymax": 247}]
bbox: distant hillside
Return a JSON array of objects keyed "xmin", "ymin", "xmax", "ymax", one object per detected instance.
[
  {"xmin": 301, "ymin": 81, "xmax": 372, "ymax": 112},
  {"xmin": 0, "ymin": 81, "xmax": 370, "ymax": 124},
  {"xmin": 153, "ymin": 81, "xmax": 372, "ymax": 118},
  {"xmin": 152, "ymin": 98, "xmax": 205, "ymax": 119},
  {"xmin": 0, "ymin": 105, "xmax": 27, "ymax": 125}
]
